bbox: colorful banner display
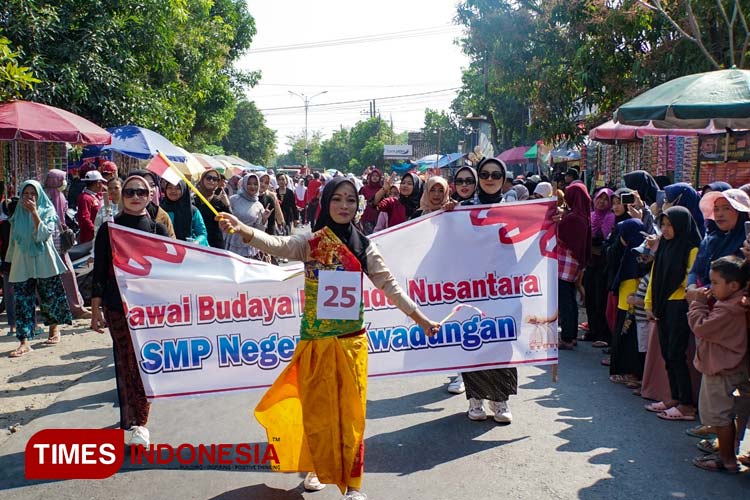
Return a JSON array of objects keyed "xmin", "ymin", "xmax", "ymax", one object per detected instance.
[{"xmin": 109, "ymin": 200, "xmax": 559, "ymax": 400}]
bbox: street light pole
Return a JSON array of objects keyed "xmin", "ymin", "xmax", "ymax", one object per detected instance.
[{"xmin": 288, "ymin": 90, "xmax": 328, "ymax": 168}]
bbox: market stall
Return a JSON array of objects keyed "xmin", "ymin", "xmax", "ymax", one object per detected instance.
[{"xmin": 0, "ymin": 100, "xmax": 111, "ymax": 195}]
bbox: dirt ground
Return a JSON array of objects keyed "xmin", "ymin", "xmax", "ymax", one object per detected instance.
[{"xmin": 0, "ymin": 314, "xmax": 113, "ymax": 445}]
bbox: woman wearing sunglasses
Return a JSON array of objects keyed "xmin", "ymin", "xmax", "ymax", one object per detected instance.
[
  {"xmin": 455, "ymin": 157, "xmax": 517, "ymax": 424},
  {"xmin": 194, "ymin": 169, "xmax": 231, "ymax": 249},
  {"xmin": 451, "ymin": 166, "xmax": 478, "ymax": 202},
  {"xmin": 90, "ymin": 175, "xmax": 173, "ymax": 448}
]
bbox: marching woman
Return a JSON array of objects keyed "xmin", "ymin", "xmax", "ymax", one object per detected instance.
[
  {"xmin": 451, "ymin": 165, "xmax": 478, "ymax": 202},
  {"xmin": 7, "ymin": 180, "xmax": 73, "ymax": 356},
  {"xmin": 276, "ymin": 174, "xmax": 299, "ymax": 236},
  {"xmin": 374, "ymin": 172, "xmax": 423, "ymax": 228},
  {"xmin": 194, "ymin": 168, "xmax": 231, "ymax": 249},
  {"xmin": 459, "ymin": 157, "xmax": 518, "ymax": 422},
  {"xmin": 227, "ymin": 173, "xmax": 271, "ymax": 259},
  {"xmin": 359, "ymin": 168, "xmax": 383, "ymax": 234},
  {"xmin": 217, "ymin": 177, "xmax": 438, "ymax": 500},
  {"xmin": 90, "ymin": 175, "xmax": 173, "ymax": 446},
  {"xmin": 411, "ymin": 175, "xmax": 450, "ymax": 218},
  {"xmin": 161, "ymin": 180, "xmax": 209, "ymax": 246}
]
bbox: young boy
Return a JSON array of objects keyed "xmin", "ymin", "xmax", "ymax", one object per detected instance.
[{"xmin": 687, "ymin": 255, "xmax": 750, "ymax": 473}]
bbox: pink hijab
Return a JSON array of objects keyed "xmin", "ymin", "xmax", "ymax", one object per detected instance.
[
  {"xmin": 591, "ymin": 188, "xmax": 615, "ymax": 239},
  {"xmin": 44, "ymin": 169, "xmax": 68, "ymax": 222}
]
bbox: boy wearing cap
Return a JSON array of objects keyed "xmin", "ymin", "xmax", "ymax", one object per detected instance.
[{"xmin": 77, "ymin": 170, "xmax": 105, "ymax": 243}]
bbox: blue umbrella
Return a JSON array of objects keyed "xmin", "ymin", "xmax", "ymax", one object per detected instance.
[
  {"xmin": 415, "ymin": 153, "xmax": 465, "ymax": 170},
  {"xmin": 82, "ymin": 125, "xmax": 186, "ymax": 162}
]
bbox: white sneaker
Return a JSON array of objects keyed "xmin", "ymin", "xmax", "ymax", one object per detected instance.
[
  {"xmin": 128, "ymin": 426, "xmax": 150, "ymax": 447},
  {"xmin": 303, "ymin": 472, "xmax": 325, "ymax": 491},
  {"xmin": 467, "ymin": 398, "xmax": 487, "ymax": 421},
  {"xmin": 447, "ymin": 376, "xmax": 465, "ymax": 394},
  {"xmin": 488, "ymin": 400, "xmax": 513, "ymax": 424},
  {"xmin": 342, "ymin": 491, "xmax": 367, "ymax": 500}
]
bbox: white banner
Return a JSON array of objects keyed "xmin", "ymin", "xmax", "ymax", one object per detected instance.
[{"xmin": 109, "ymin": 200, "xmax": 559, "ymax": 400}]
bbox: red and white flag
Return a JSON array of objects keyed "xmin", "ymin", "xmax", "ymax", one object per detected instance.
[{"xmin": 146, "ymin": 152, "xmax": 182, "ymax": 186}]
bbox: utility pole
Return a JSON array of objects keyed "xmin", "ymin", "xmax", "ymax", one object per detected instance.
[{"xmin": 288, "ymin": 90, "xmax": 328, "ymax": 167}]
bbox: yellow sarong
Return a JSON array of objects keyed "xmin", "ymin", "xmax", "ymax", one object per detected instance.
[{"xmin": 254, "ymin": 333, "xmax": 368, "ymax": 494}]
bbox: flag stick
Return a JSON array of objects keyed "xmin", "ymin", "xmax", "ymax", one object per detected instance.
[{"xmin": 157, "ymin": 152, "xmax": 234, "ymax": 233}]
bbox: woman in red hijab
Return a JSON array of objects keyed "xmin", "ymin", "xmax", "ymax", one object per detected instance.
[
  {"xmin": 359, "ymin": 169, "xmax": 383, "ymax": 235},
  {"xmin": 557, "ymin": 183, "xmax": 592, "ymax": 349}
]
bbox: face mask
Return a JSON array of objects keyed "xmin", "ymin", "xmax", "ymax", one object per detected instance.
[{"xmin": 57, "ymin": 180, "xmax": 68, "ymax": 192}]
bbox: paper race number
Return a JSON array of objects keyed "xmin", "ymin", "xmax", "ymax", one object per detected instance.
[{"xmin": 316, "ymin": 270, "xmax": 362, "ymax": 320}]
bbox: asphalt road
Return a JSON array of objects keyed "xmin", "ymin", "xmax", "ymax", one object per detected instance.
[{"xmin": 0, "ymin": 339, "xmax": 747, "ymax": 500}]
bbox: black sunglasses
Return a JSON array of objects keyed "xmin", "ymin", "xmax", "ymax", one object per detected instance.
[
  {"xmin": 454, "ymin": 178, "xmax": 476, "ymax": 186},
  {"xmin": 204, "ymin": 175, "xmax": 220, "ymax": 182},
  {"xmin": 478, "ymin": 171, "xmax": 504, "ymax": 180},
  {"xmin": 122, "ymin": 188, "xmax": 150, "ymax": 198}
]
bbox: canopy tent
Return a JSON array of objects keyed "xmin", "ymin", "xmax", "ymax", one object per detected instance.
[
  {"xmin": 82, "ymin": 125, "xmax": 186, "ymax": 162},
  {"xmin": 0, "ymin": 100, "xmax": 111, "ymax": 144},
  {"xmin": 497, "ymin": 146, "xmax": 530, "ymax": 164},
  {"xmin": 192, "ymin": 153, "xmax": 224, "ymax": 171},
  {"xmin": 415, "ymin": 152, "xmax": 465, "ymax": 171},
  {"xmin": 174, "ymin": 147, "xmax": 207, "ymax": 180},
  {"xmin": 614, "ymin": 68, "xmax": 750, "ymax": 129},
  {"xmin": 589, "ymin": 119, "xmax": 728, "ymax": 142},
  {"xmin": 524, "ymin": 143, "xmax": 539, "ymax": 159},
  {"xmin": 545, "ymin": 142, "xmax": 581, "ymax": 162}
]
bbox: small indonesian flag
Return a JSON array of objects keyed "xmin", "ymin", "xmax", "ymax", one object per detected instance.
[{"xmin": 146, "ymin": 152, "xmax": 182, "ymax": 186}]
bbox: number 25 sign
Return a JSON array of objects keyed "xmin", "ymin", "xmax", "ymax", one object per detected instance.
[{"xmin": 316, "ymin": 270, "xmax": 362, "ymax": 320}]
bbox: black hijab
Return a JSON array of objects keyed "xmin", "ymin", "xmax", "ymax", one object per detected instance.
[
  {"xmin": 475, "ymin": 158, "xmax": 506, "ymax": 204},
  {"xmin": 129, "ymin": 169, "xmax": 161, "ymax": 218},
  {"xmin": 451, "ymin": 166, "xmax": 478, "ymax": 202},
  {"xmin": 399, "ymin": 172, "xmax": 423, "ymax": 217},
  {"xmin": 160, "ymin": 180, "xmax": 194, "ymax": 241},
  {"xmin": 651, "ymin": 206, "xmax": 702, "ymax": 317},
  {"xmin": 624, "ymin": 170, "xmax": 659, "ymax": 205},
  {"xmin": 313, "ymin": 177, "xmax": 370, "ymax": 273}
]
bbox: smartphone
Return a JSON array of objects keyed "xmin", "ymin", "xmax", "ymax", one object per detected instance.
[
  {"xmin": 620, "ymin": 192, "xmax": 635, "ymax": 205},
  {"xmin": 745, "ymin": 220, "xmax": 750, "ymax": 242},
  {"xmin": 656, "ymin": 190, "xmax": 666, "ymax": 208},
  {"xmin": 214, "ymin": 187, "xmax": 222, "ymax": 195},
  {"xmin": 639, "ymin": 231, "xmax": 651, "ymax": 238}
]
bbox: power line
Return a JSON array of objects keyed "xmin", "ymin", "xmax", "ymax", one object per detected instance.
[
  {"xmin": 257, "ymin": 88, "xmax": 460, "ymax": 112},
  {"xmin": 249, "ymin": 25, "xmax": 460, "ymax": 54},
  {"xmin": 255, "ymin": 81, "xmax": 460, "ymax": 89}
]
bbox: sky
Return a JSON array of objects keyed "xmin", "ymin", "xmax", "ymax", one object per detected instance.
[{"xmin": 238, "ymin": 0, "xmax": 471, "ymax": 154}]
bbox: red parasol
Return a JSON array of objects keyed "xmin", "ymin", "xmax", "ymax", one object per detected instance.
[{"xmin": 0, "ymin": 100, "xmax": 111, "ymax": 144}]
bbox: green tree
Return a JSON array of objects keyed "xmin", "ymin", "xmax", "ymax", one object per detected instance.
[
  {"xmin": 454, "ymin": 0, "xmax": 713, "ymax": 145},
  {"xmin": 422, "ymin": 108, "xmax": 467, "ymax": 154},
  {"xmin": 277, "ymin": 131, "xmax": 323, "ymax": 168},
  {"xmin": 221, "ymin": 99, "xmax": 276, "ymax": 165},
  {"xmin": 1, "ymin": 0, "xmax": 257, "ymax": 148},
  {"xmin": 0, "ymin": 35, "xmax": 39, "ymax": 99},
  {"xmin": 319, "ymin": 127, "xmax": 351, "ymax": 171}
]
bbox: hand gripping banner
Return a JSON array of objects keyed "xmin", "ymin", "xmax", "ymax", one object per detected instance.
[{"xmin": 109, "ymin": 200, "xmax": 559, "ymax": 399}]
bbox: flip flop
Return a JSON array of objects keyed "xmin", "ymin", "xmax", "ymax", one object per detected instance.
[
  {"xmin": 739, "ymin": 454, "xmax": 750, "ymax": 467},
  {"xmin": 609, "ymin": 375, "xmax": 630, "ymax": 384},
  {"xmin": 696, "ymin": 438, "xmax": 719, "ymax": 454},
  {"xmin": 9, "ymin": 346, "xmax": 32, "ymax": 358},
  {"xmin": 658, "ymin": 407, "xmax": 696, "ymax": 421},
  {"xmin": 645, "ymin": 401, "xmax": 669, "ymax": 412},
  {"xmin": 686, "ymin": 425, "xmax": 716, "ymax": 439},
  {"xmin": 44, "ymin": 336, "xmax": 61, "ymax": 345},
  {"xmin": 692, "ymin": 454, "xmax": 739, "ymax": 474},
  {"xmin": 592, "ymin": 341, "xmax": 609, "ymax": 348},
  {"xmin": 600, "ymin": 357, "xmax": 610, "ymax": 366}
]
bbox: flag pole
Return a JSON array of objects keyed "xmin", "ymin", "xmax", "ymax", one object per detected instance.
[{"xmin": 157, "ymin": 151, "xmax": 234, "ymax": 233}]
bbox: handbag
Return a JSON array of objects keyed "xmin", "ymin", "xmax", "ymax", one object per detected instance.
[{"xmin": 54, "ymin": 222, "xmax": 76, "ymax": 255}]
